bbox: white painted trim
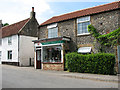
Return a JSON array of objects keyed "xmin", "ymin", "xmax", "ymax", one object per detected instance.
[
  {"xmin": 41, "ymin": 46, "xmax": 43, "ymax": 69},
  {"xmin": 47, "ymin": 23, "xmax": 57, "ymax": 29},
  {"xmin": 77, "ymin": 16, "xmax": 90, "ymax": 23},
  {"xmin": 42, "ymin": 43, "xmax": 62, "ymax": 47},
  {"xmin": 77, "ymin": 33, "xmax": 90, "ymax": 36},
  {"xmin": 61, "ymin": 44, "xmax": 64, "ymax": 63},
  {"xmin": 77, "ymin": 16, "xmax": 91, "ymax": 36},
  {"xmin": 34, "ymin": 51, "xmax": 36, "ymax": 69},
  {"xmin": 62, "ymin": 38, "xmax": 70, "ymax": 41}
]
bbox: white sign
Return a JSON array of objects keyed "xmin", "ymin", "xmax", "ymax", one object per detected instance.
[{"xmin": 78, "ymin": 47, "xmax": 92, "ymax": 53}]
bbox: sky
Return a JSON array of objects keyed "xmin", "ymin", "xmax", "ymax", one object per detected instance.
[{"xmin": 0, "ymin": 0, "xmax": 118, "ymax": 25}]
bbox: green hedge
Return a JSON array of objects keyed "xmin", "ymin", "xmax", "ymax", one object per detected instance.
[{"xmin": 65, "ymin": 52, "xmax": 115, "ymax": 75}]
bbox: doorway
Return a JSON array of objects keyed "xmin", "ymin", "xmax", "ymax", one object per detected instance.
[{"xmin": 36, "ymin": 50, "xmax": 41, "ymax": 69}]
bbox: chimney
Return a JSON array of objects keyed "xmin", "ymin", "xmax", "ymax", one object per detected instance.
[{"xmin": 30, "ymin": 7, "xmax": 35, "ymax": 18}]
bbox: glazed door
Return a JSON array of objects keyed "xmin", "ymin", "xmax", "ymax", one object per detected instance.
[{"xmin": 36, "ymin": 50, "xmax": 41, "ymax": 69}]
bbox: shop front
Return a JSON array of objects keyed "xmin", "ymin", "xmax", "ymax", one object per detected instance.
[{"xmin": 33, "ymin": 37, "xmax": 70, "ymax": 70}]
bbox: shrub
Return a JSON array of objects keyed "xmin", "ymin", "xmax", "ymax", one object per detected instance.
[{"xmin": 65, "ymin": 52, "xmax": 115, "ymax": 75}]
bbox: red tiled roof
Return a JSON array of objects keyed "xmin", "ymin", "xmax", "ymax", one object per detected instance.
[
  {"xmin": 1, "ymin": 18, "xmax": 30, "ymax": 38},
  {"xmin": 40, "ymin": 1, "xmax": 120, "ymax": 26}
]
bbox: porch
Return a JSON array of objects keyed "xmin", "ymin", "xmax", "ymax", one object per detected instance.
[{"xmin": 33, "ymin": 36, "xmax": 70, "ymax": 70}]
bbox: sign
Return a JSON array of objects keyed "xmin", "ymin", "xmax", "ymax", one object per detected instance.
[
  {"xmin": 78, "ymin": 47, "xmax": 92, "ymax": 53},
  {"xmin": 41, "ymin": 40, "xmax": 65, "ymax": 45},
  {"xmin": 62, "ymin": 38, "xmax": 70, "ymax": 41}
]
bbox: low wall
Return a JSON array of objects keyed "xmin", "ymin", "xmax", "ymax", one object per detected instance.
[
  {"xmin": 2, "ymin": 62, "xmax": 19, "ymax": 66},
  {"xmin": 42, "ymin": 63, "xmax": 64, "ymax": 71}
]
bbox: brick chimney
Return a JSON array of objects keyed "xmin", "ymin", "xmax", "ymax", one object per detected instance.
[{"xmin": 30, "ymin": 7, "xmax": 35, "ymax": 18}]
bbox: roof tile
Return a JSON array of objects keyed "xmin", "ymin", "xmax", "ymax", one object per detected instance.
[
  {"xmin": 40, "ymin": 1, "xmax": 120, "ymax": 26},
  {"xmin": 1, "ymin": 18, "xmax": 30, "ymax": 38}
]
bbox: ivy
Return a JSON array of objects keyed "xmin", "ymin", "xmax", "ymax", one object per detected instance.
[{"xmin": 88, "ymin": 25, "xmax": 120, "ymax": 47}]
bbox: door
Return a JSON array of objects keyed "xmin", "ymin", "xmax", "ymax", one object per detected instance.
[{"xmin": 36, "ymin": 50, "xmax": 41, "ymax": 69}]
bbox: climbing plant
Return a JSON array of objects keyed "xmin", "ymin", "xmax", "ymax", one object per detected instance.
[{"xmin": 88, "ymin": 25, "xmax": 120, "ymax": 47}]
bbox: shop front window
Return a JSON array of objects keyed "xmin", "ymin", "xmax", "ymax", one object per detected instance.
[{"xmin": 43, "ymin": 45, "xmax": 62, "ymax": 63}]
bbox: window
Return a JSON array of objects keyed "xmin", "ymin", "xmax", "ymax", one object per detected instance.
[
  {"xmin": 77, "ymin": 16, "xmax": 90, "ymax": 35},
  {"xmin": 47, "ymin": 23, "xmax": 58, "ymax": 38},
  {"xmin": 8, "ymin": 36, "xmax": 12, "ymax": 45},
  {"xmin": 48, "ymin": 27, "xmax": 58, "ymax": 38},
  {"xmin": 43, "ymin": 45, "xmax": 61, "ymax": 63},
  {"xmin": 8, "ymin": 51, "xmax": 12, "ymax": 60},
  {"xmin": 0, "ymin": 39, "xmax": 2, "ymax": 45}
]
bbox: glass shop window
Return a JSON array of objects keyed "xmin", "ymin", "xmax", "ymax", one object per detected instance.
[{"xmin": 43, "ymin": 45, "xmax": 62, "ymax": 63}]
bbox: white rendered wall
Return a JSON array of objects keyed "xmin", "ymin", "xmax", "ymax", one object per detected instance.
[
  {"xmin": 0, "ymin": 35, "xmax": 18, "ymax": 62},
  {"xmin": 19, "ymin": 35, "xmax": 37, "ymax": 66}
]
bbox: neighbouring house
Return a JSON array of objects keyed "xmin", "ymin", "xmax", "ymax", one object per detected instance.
[
  {"xmin": 33, "ymin": 1, "xmax": 120, "ymax": 70},
  {"xmin": 0, "ymin": 7, "xmax": 39, "ymax": 66}
]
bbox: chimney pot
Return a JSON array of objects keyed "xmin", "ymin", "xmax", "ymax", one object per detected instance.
[
  {"xmin": 32, "ymin": 7, "xmax": 34, "ymax": 12},
  {"xmin": 30, "ymin": 7, "xmax": 35, "ymax": 18}
]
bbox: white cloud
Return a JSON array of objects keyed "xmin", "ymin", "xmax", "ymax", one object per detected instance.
[{"xmin": 0, "ymin": 0, "xmax": 51, "ymax": 24}]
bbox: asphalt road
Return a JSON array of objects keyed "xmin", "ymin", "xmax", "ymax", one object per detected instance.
[{"xmin": 2, "ymin": 65, "xmax": 118, "ymax": 88}]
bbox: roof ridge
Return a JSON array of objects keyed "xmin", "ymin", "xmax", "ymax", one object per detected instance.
[
  {"xmin": 40, "ymin": 1, "xmax": 120, "ymax": 26},
  {"xmin": 2, "ymin": 18, "xmax": 30, "ymax": 29},
  {"xmin": 2, "ymin": 18, "xmax": 30, "ymax": 38},
  {"xmin": 52, "ymin": 1, "xmax": 119, "ymax": 18}
]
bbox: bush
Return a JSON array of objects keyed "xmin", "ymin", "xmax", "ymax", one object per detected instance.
[{"xmin": 65, "ymin": 52, "xmax": 115, "ymax": 75}]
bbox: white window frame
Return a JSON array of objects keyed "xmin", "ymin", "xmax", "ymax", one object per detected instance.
[
  {"xmin": 8, "ymin": 36, "xmax": 12, "ymax": 45},
  {"xmin": 77, "ymin": 16, "xmax": 91, "ymax": 36},
  {"xmin": 8, "ymin": 50, "xmax": 12, "ymax": 60}
]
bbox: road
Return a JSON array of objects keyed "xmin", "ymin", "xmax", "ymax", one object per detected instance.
[{"xmin": 2, "ymin": 65, "xmax": 118, "ymax": 88}]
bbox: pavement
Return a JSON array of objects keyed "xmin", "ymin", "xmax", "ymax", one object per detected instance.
[
  {"xmin": 8, "ymin": 65, "xmax": 119, "ymax": 83},
  {"xmin": 39, "ymin": 70, "xmax": 119, "ymax": 83}
]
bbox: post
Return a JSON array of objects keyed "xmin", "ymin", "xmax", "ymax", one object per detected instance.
[{"xmin": 117, "ymin": 45, "xmax": 120, "ymax": 73}]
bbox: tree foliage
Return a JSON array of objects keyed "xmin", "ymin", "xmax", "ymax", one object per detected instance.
[{"xmin": 3, "ymin": 23, "xmax": 9, "ymax": 26}]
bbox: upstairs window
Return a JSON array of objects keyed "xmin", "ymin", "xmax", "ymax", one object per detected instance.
[
  {"xmin": 8, "ymin": 50, "xmax": 12, "ymax": 60},
  {"xmin": 77, "ymin": 16, "xmax": 90, "ymax": 35},
  {"xmin": 47, "ymin": 23, "xmax": 58, "ymax": 38},
  {"xmin": 8, "ymin": 36, "xmax": 12, "ymax": 45}
]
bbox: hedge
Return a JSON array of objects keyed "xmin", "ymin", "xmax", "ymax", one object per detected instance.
[{"xmin": 65, "ymin": 52, "xmax": 115, "ymax": 75}]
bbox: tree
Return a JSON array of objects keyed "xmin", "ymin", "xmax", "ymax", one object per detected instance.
[{"xmin": 3, "ymin": 23, "xmax": 9, "ymax": 26}]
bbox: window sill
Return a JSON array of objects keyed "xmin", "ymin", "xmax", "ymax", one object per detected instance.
[
  {"xmin": 7, "ymin": 59, "xmax": 12, "ymax": 60},
  {"xmin": 77, "ymin": 33, "xmax": 91, "ymax": 36}
]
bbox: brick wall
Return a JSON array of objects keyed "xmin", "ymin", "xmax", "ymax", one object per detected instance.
[
  {"xmin": 58, "ymin": 19, "xmax": 77, "ymax": 52},
  {"xmin": 38, "ymin": 10, "xmax": 120, "ymax": 53},
  {"xmin": 77, "ymin": 10, "xmax": 120, "ymax": 53},
  {"xmin": 43, "ymin": 63, "xmax": 64, "ymax": 71}
]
